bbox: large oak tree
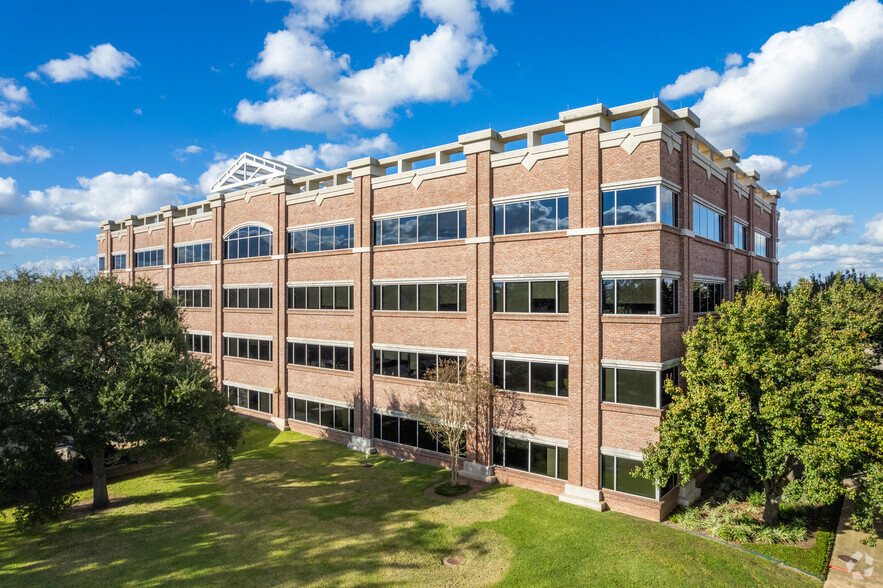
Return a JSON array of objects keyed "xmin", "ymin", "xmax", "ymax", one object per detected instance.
[{"xmin": 0, "ymin": 271, "xmax": 243, "ymax": 525}]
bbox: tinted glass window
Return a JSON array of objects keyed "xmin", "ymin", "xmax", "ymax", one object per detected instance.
[
  {"xmin": 399, "ymin": 216, "xmax": 417, "ymax": 244},
  {"xmin": 417, "ymin": 214, "xmax": 436, "ymax": 242},
  {"xmin": 437, "ymin": 211, "xmax": 458, "ymax": 240},
  {"xmin": 505, "ymin": 282, "xmax": 529, "ymax": 312},
  {"xmin": 530, "ymin": 281, "xmax": 556, "ymax": 313},
  {"xmin": 504, "ymin": 202, "xmax": 529, "ymax": 234}
]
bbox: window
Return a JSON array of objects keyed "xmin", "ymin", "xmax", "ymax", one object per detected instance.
[
  {"xmin": 601, "ymin": 454, "xmax": 675, "ymax": 499},
  {"xmin": 186, "ymin": 333, "xmax": 212, "ymax": 354},
  {"xmin": 373, "ymin": 209, "xmax": 466, "ymax": 246},
  {"xmin": 493, "ymin": 280, "xmax": 568, "ymax": 313},
  {"xmin": 98, "ymin": 256, "xmax": 105, "ymax": 271},
  {"xmin": 225, "ymin": 225, "xmax": 272, "ymax": 260},
  {"xmin": 734, "ymin": 222, "xmax": 749, "ymax": 251},
  {"xmin": 111, "ymin": 253, "xmax": 126, "ymax": 270},
  {"xmin": 288, "ymin": 222, "xmax": 354, "ymax": 253},
  {"xmin": 372, "ymin": 412, "xmax": 464, "ymax": 456},
  {"xmin": 602, "ymin": 186, "xmax": 679, "ymax": 227},
  {"xmin": 224, "ymin": 384, "xmax": 271, "ymax": 414},
  {"xmin": 372, "ymin": 349, "xmax": 464, "ymax": 381},
  {"xmin": 493, "ymin": 196, "xmax": 569, "ymax": 235},
  {"xmin": 175, "ymin": 242, "xmax": 212, "ymax": 264},
  {"xmin": 286, "ymin": 396, "xmax": 354, "ymax": 432},
  {"xmin": 755, "ymin": 231, "xmax": 770, "ymax": 257},
  {"xmin": 492, "ymin": 434, "xmax": 567, "ymax": 480},
  {"xmin": 693, "ymin": 281, "xmax": 724, "ymax": 313},
  {"xmin": 287, "ymin": 284, "xmax": 353, "ymax": 310},
  {"xmin": 602, "ymin": 278, "xmax": 679, "ymax": 315},
  {"xmin": 492, "ymin": 358, "xmax": 568, "ymax": 397},
  {"xmin": 135, "ymin": 248, "xmax": 164, "ymax": 268},
  {"xmin": 174, "ymin": 288, "xmax": 211, "ymax": 308},
  {"xmin": 602, "ymin": 366, "xmax": 678, "ymax": 408},
  {"xmin": 372, "ymin": 282, "xmax": 466, "ymax": 312},
  {"xmin": 223, "ymin": 335, "xmax": 272, "ymax": 361},
  {"xmin": 693, "ymin": 201, "xmax": 724, "ymax": 242},
  {"xmin": 224, "ymin": 286, "xmax": 273, "ymax": 309},
  {"xmin": 287, "ymin": 341, "xmax": 353, "ymax": 372}
]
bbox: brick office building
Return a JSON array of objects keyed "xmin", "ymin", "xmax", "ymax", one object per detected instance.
[{"xmin": 96, "ymin": 99, "xmax": 779, "ymax": 521}]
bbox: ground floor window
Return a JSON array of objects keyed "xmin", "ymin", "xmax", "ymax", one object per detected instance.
[
  {"xmin": 286, "ymin": 397, "xmax": 353, "ymax": 433},
  {"xmin": 601, "ymin": 454, "xmax": 675, "ymax": 499},
  {"xmin": 224, "ymin": 384, "xmax": 271, "ymax": 414},
  {"xmin": 372, "ymin": 412, "xmax": 465, "ymax": 457},
  {"xmin": 492, "ymin": 434, "xmax": 567, "ymax": 480}
]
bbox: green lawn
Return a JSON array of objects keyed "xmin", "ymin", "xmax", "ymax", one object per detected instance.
[{"xmin": 0, "ymin": 424, "xmax": 818, "ymax": 587}]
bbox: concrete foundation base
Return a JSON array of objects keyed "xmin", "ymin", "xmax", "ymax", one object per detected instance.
[
  {"xmin": 459, "ymin": 461, "xmax": 497, "ymax": 483},
  {"xmin": 347, "ymin": 435, "xmax": 377, "ymax": 454},
  {"xmin": 678, "ymin": 478, "xmax": 701, "ymax": 507},
  {"xmin": 268, "ymin": 417, "xmax": 289, "ymax": 431},
  {"xmin": 559, "ymin": 484, "xmax": 607, "ymax": 511}
]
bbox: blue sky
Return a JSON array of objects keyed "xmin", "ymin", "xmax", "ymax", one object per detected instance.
[{"xmin": 1, "ymin": 0, "xmax": 881, "ymax": 283}]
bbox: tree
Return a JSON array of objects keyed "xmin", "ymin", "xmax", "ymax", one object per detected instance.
[
  {"xmin": 0, "ymin": 271, "xmax": 244, "ymax": 525},
  {"xmin": 640, "ymin": 272, "xmax": 883, "ymax": 530},
  {"xmin": 413, "ymin": 358, "xmax": 498, "ymax": 487}
]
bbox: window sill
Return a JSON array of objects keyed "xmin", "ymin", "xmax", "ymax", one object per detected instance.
[
  {"xmin": 173, "ymin": 261, "xmax": 213, "ymax": 268},
  {"xmin": 288, "ymin": 249, "xmax": 355, "ymax": 259},
  {"xmin": 181, "ymin": 307, "xmax": 213, "ymax": 312},
  {"xmin": 286, "ymin": 364, "xmax": 355, "ymax": 376},
  {"xmin": 600, "ymin": 314, "xmax": 680, "ymax": 324},
  {"xmin": 372, "ymin": 374, "xmax": 435, "ymax": 386},
  {"xmin": 223, "ymin": 256, "xmax": 273, "ymax": 264},
  {"xmin": 372, "ymin": 239, "xmax": 465, "ymax": 251},
  {"xmin": 222, "ymin": 356, "xmax": 274, "ymax": 365},
  {"xmin": 373, "ymin": 310, "xmax": 467, "ymax": 319},
  {"xmin": 506, "ymin": 391, "xmax": 569, "ymax": 404},
  {"xmin": 601, "ymin": 402, "xmax": 663, "ymax": 417},
  {"xmin": 601, "ymin": 222, "xmax": 675, "ymax": 235},
  {"xmin": 224, "ymin": 308, "xmax": 274, "ymax": 313},
  {"xmin": 491, "ymin": 230, "xmax": 567, "ymax": 243},
  {"xmin": 492, "ymin": 312, "xmax": 568, "ymax": 322},
  {"xmin": 287, "ymin": 309, "xmax": 355, "ymax": 315}
]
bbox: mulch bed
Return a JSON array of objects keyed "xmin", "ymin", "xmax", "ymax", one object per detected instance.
[{"xmin": 425, "ymin": 479, "xmax": 489, "ymax": 502}]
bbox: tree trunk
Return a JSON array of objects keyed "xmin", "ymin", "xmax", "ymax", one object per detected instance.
[
  {"xmin": 762, "ymin": 482, "xmax": 780, "ymax": 526},
  {"xmin": 451, "ymin": 453, "xmax": 459, "ymax": 486},
  {"xmin": 90, "ymin": 452, "xmax": 109, "ymax": 509}
]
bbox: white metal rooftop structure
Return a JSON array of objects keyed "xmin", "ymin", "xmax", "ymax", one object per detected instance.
[{"xmin": 210, "ymin": 152, "xmax": 320, "ymax": 194}]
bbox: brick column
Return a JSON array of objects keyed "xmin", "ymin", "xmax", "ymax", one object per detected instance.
[
  {"xmin": 558, "ymin": 104, "xmax": 610, "ymax": 510},
  {"xmin": 161, "ymin": 205, "xmax": 176, "ymax": 295},
  {"xmin": 679, "ymin": 134, "xmax": 694, "ymax": 331},
  {"xmin": 768, "ymin": 190, "xmax": 780, "ymax": 284},
  {"xmin": 347, "ymin": 157, "xmax": 383, "ymax": 454},
  {"xmin": 272, "ymin": 180, "xmax": 289, "ymax": 428},
  {"xmin": 208, "ymin": 193, "xmax": 225, "ymax": 387},
  {"xmin": 122, "ymin": 215, "xmax": 137, "ymax": 286}
]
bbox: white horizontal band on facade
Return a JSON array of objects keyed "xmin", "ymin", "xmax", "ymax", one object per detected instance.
[
  {"xmin": 352, "ymin": 246, "xmax": 371, "ymax": 253},
  {"xmin": 186, "ymin": 329, "xmax": 212, "ymax": 336},
  {"xmin": 222, "ymin": 283, "xmax": 273, "ymax": 289},
  {"xmin": 734, "ymin": 216, "xmax": 748, "ymax": 226},
  {"xmin": 125, "ymin": 268, "xmax": 133, "ymax": 272},
  {"xmin": 692, "ymin": 195, "xmax": 726, "ymax": 216},
  {"xmin": 133, "ymin": 245, "xmax": 164, "ymax": 253},
  {"xmin": 372, "ymin": 406, "xmax": 419, "ymax": 420},
  {"xmin": 600, "ymin": 358, "xmax": 681, "ymax": 370},
  {"xmin": 371, "ymin": 343, "xmax": 466, "ymax": 356},
  {"xmin": 680, "ymin": 229, "xmax": 695, "ymax": 238},
  {"xmin": 491, "ymin": 273, "xmax": 568, "ymax": 281},
  {"xmin": 599, "ymin": 176, "xmax": 681, "ymax": 193},
  {"xmin": 491, "ymin": 188, "xmax": 567, "ymax": 206},
  {"xmin": 286, "ymin": 280, "xmax": 354, "ymax": 287},
  {"xmin": 162, "ymin": 264, "xmax": 172, "ymax": 269},
  {"xmin": 755, "ymin": 227, "xmax": 771, "ymax": 237},
  {"xmin": 567, "ymin": 227, "xmax": 600, "ymax": 236},
  {"xmin": 692, "ymin": 274, "xmax": 726, "ymax": 283},
  {"xmin": 464, "ymin": 236, "xmax": 491, "ymax": 244},
  {"xmin": 285, "ymin": 392, "xmax": 354, "ymax": 409},
  {"xmin": 492, "ymin": 428, "xmax": 568, "ymax": 448},
  {"xmin": 173, "ymin": 238, "xmax": 212, "ymax": 247},
  {"xmin": 372, "ymin": 276, "xmax": 467, "ymax": 285},
  {"xmin": 153, "ymin": 287, "xmax": 164, "ymax": 291},
  {"xmin": 223, "ymin": 380, "xmax": 274, "ymax": 394},
  {"xmin": 271, "ymin": 254, "xmax": 285, "ymax": 260},
  {"xmin": 600, "ymin": 446, "xmax": 644, "ymax": 461},
  {"xmin": 492, "ymin": 351, "xmax": 569, "ymax": 364},
  {"xmin": 287, "ymin": 218, "xmax": 355, "ymax": 232},
  {"xmin": 600, "ymin": 269, "xmax": 680, "ymax": 279},
  {"xmin": 286, "ymin": 337, "xmax": 354, "ymax": 347},
  {"xmin": 173, "ymin": 284, "xmax": 212, "ymax": 290},
  {"xmin": 372, "ymin": 202, "xmax": 467, "ymax": 221},
  {"xmin": 222, "ymin": 332, "xmax": 273, "ymax": 341}
]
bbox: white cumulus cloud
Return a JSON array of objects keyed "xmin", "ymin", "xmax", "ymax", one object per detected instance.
[
  {"xmin": 781, "ymin": 180, "xmax": 846, "ymax": 202},
  {"xmin": 0, "ymin": 176, "xmax": 20, "ymax": 214},
  {"xmin": 21, "ymin": 255, "xmax": 97, "ymax": 274},
  {"xmin": 740, "ymin": 154, "xmax": 811, "ymax": 186},
  {"xmin": 27, "ymin": 145, "xmax": 52, "ymax": 162},
  {"xmin": 861, "ymin": 213, "xmax": 883, "ymax": 244},
  {"xmin": 0, "ymin": 148, "xmax": 23, "ymax": 165},
  {"xmin": 173, "ymin": 144, "xmax": 204, "ymax": 162},
  {"xmin": 36, "ymin": 43, "xmax": 139, "ymax": 83},
  {"xmin": 8, "ymin": 237, "xmax": 79, "ymax": 249},
  {"xmin": 778, "ymin": 207, "xmax": 853, "ymax": 243},
  {"xmin": 661, "ymin": 0, "xmax": 883, "ymax": 148},
  {"xmin": 0, "ymin": 77, "xmax": 35, "ymax": 131},
  {"xmin": 263, "ymin": 133, "xmax": 397, "ymax": 170},
  {"xmin": 659, "ymin": 67, "xmax": 720, "ymax": 101}
]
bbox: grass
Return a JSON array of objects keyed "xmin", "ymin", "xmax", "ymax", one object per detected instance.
[
  {"xmin": 434, "ymin": 482, "xmax": 472, "ymax": 497},
  {"xmin": 0, "ymin": 423, "xmax": 817, "ymax": 587}
]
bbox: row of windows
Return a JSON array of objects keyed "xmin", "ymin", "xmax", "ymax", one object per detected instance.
[
  {"xmin": 287, "ymin": 342, "xmax": 354, "ymax": 372},
  {"xmin": 693, "ymin": 281, "xmax": 725, "ymax": 313},
  {"xmin": 372, "ymin": 412, "xmax": 465, "ymax": 456},
  {"xmin": 693, "ymin": 202, "xmax": 725, "ymax": 242},
  {"xmin": 187, "ymin": 333, "xmax": 211, "ymax": 354},
  {"xmin": 492, "ymin": 359, "xmax": 568, "ymax": 397},
  {"xmin": 373, "ymin": 283, "xmax": 466, "ymax": 312},
  {"xmin": 224, "ymin": 286, "xmax": 272, "ymax": 309},
  {"xmin": 223, "ymin": 336, "xmax": 272, "ymax": 362},
  {"xmin": 135, "ymin": 249, "xmax": 164, "ymax": 268},
  {"xmin": 493, "ymin": 196, "xmax": 568, "ymax": 235},
  {"xmin": 492, "ymin": 434, "xmax": 568, "ymax": 480},
  {"xmin": 176, "ymin": 242, "xmax": 212, "ymax": 264},
  {"xmin": 372, "ymin": 350, "xmax": 464, "ymax": 381},
  {"xmin": 373, "ymin": 209, "xmax": 467, "ymax": 246},
  {"xmin": 288, "ymin": 285, "xmax": 354, "ymax": 310},
  {"xmin": 112, "ymin": 253, "xmax": 126, "ymax": 270},
  {"xmin": 602, "ymin": 366, "xmax": 678, "ymax": 408},
  {"xmin": 286, "ymin": 397, "xmax": 354, "ymax": 433},
  {"xmin": 601, "ymin": 454, "xmax": 675, "ymax": 500},
  {"xmin": 224, "ymin": 384, "xmax": 272, "ymax": 414},
  {"xmin": 289, "ymin": 223, "xmax": 354, "ymax": 253},
  {"xmin": 601, "ymin": 278, "xmax": 678, "ymax": 315},
  {"xmin": 226, "ymin": 226, "xmax": 273, "ymax": 260},
  {"xmin": 493, "ymin": 280, "xmax": 568, "ymax": 314},
  {"xmin": 603, "ymin": 186, "xmax": 678, "ymax": 227},
  {"xmin": 175, "ymin": 288, "xmax": 212, "ymax": 308}
]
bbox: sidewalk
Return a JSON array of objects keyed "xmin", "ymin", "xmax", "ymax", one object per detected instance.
[{"xmin": 825, "ymin": 494, "xmax": 882, "ymax": 587}]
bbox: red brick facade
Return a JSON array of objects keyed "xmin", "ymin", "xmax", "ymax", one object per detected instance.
[{"xmin": 97, "ymin": 99, "xmax": 779, "ymax": 521}]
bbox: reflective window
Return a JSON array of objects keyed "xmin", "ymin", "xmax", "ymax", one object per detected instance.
[
  {"xmin": 373, "ymin": 350, "xmax": 464, "ymax": 381},
  {"xmin": 693, "ymin": 281, "xmax": 724, "ymax": 313},
  {"xmin": 225, "ymin": 225, "xmax": 272, "ymax": 259},
  {"xmin": 186, "ymin": 333, "xmax": 212, "ymax": 354},
  {"xmin": 374, "ymin": 209, "xmax": 466, "ymax": 246},
  {"xmin": 224, "ymin": 287, "xmax": 272, "ymax": 309},
  {"xmin": 224, "ymin": 384, "xmax": 272, "ymax": 414},
  {"xmin": 492, "ymin": 359, "xmax": 568, "ymax": 397},
  {"xmin": 734, "ymin": 222, "xmax": 748, "ymax": 250},
  {"xmin": 175, "ymin": 242, "xmax": 211, "ymax": 264},
  {"xmin": 602, "ymin": 278, "xmax": 679, "ymax": 315},
  {"xmin": 494, "ymin": 196, "xmax": 569, "ymax": 235},
  {"xmin": 111, "ymin": 253, "xmax": 126, "ymax": 270},
  {"xmin": 288, "ymin": 223, "xmax": 353, "ymax": 253},
  {"xmin": 603, "ymin": 187, "xmax": 677, "ymax": 227},
  {"xmin": 693, "ymin": 202, "xmax": 724, "ymax": 242},
  {"xmin": 174, "ymin": 288, "xmax": 211, "ymax": 308},
  {"xmin": 286, "ymin": 397, "xmax": 353, "ymax": 432},
  {"xmin": 222, "ymin": 336, "xmax": 272, "ymax": 361},
  {"xmin": 601, "ymin": 455, "xmax": 665, "ymax": 499},
  {"xmin": 287, "ymin": 285, "xmax": 353, "ymax": 310},
  {"xmin": 372, "ymin": 412, "xmax": 465, "ymax": 456},
  {"xmin": 98, "ymin": 256, "xmax": 105, "ymax": 271},
  {"xmin": 135, "ymin": 248, "xmax": 164, "ymax": 268},
  {"xmin": 754, "ymin": 231, "xmax": 770, "ymax": 257},
  {"xmin": 492, "ymin": 434, "xmax": 567, "ymax": 480},
  {"xmin": 372, "ymin": 282, "xmax": 466, "ymax": 312}
]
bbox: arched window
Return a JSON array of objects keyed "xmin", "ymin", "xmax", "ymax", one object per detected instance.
[{"xmin": 225, "ymin": 225, "xmax": 272, "ymax": 259}]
